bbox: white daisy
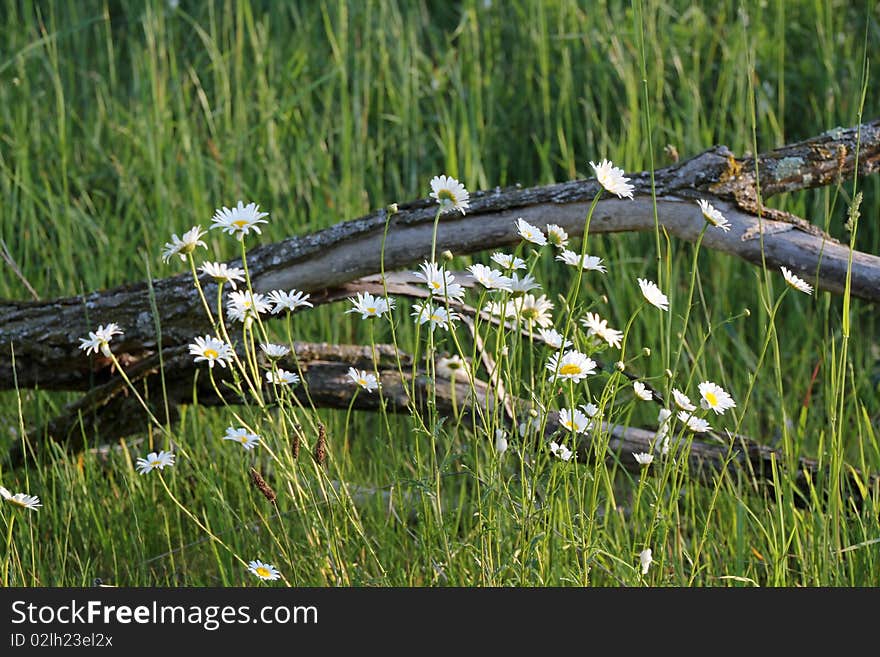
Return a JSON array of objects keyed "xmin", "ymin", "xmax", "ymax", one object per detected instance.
[
  {"xmin": 247, "ymin": 560, "xmax": 281, "ymax": 581},
  {"xmin": 518, "ymin": 414, "xmax": 543, "ymax": 438},
  {"xmin": 162, "ymin": 226, "xmax": 207, "ymax": 263},
  {"xmin": 494, "ymin": 430, "xmax": 509, "ymax": 455},
  {"xmin": 638, "ymin": 278, "xmax": 669, "ymax": 311},
  {"xmin": 633, "ymin": 381, "xmax": 653, "ymax": 401},
  {"xmin": 698, "ymin": 381, "xmax": 736, "ymax": 415},
  {"xmin": 411, "ymin": 301, "xmax": 458, "ymax": 331},
  {"xmin": 580, "ymin": 312, "xmax": 622, "ymax": 349},
  {"xmin": 79, "ymin": 323, "xmax": 124, "ymax": 358},
  {"xmin": 590, "ymin": 159, "xmax": 634, "ymax": 199},
  {"xmin": 223, "ymin": 427, "xmax": 260, "ymax": 450},
  {"xmin": 267, "ymin": 289, "xmax": 313, "ymax": 314},
  {"xmin": 467, "ymin": 263, "xmax": 512, "ymax": 291},
  {"xmin": 546, "ymin": 224, "xmax": 569, "ymax": 248},
  {"xmin": 265, "ymin": 369, "xmax": 300, "ymax": 386},
  {"xmin": 429, "ymin": 175, "xmax": 469, "ymax": 214},
  {"xmin": 210, "ymin": 201, "xmax": 269, "ymax": 239},
  {"xmin": 655, "ymin": 408, "xmax": 673, "ymax": 454},
  {"xmin": 414, "ymin": 261, "xmax": 465, "ymax": 301},
  {"xmin": 346, "ymin": 291, "xmax": 395, "ymax": 319},
  {"xmin": 632, "ymin": 452, "xmax": 654, "ymax": 466},
  {"xmin": 697, "ymin": 199, "xmax": 731, "ymax": 231},
  {"xmin": 780, "ymin": 266, "xmax": 813, "ymax": 295},
  {"xmin": 0, "ymin": 487, "xmax": 42, "ymax": 512},
  {"xmin": 537, "ymin": 328, "xmax": 572, "ymax": 350},
  {"xmin": 135, "ymin": 450, "xmax": 175, "ymax": 475},
  {"xmin": 549, "ymin": 441, "xmax": 575, "ymax": 461},
  {"xmin": 516, "ymin": 218, "xmax": 547, "ymax": 246},
  {"xmin": 199, "ymin": 261, "xmax": 245, "ymax": 289},
  {"xmin": 189, "ymin": 335, "xmax": 234, "ymax": 369},
  {"xmin": 508, "ymin": 272, "xmax": 542, "ymax": 294},
  {"xmin": 546, "ymin": 349, "xmax": 597, "ymax": 382},
  {"xmin": 558, "ymin": 407, "xmax": 590, "ymax": 434},
  {"xmin": 580, "ymin": 402, "xmax": 600, "ymax": 419},
  {"xmin": 490, "ymin": 252, "xmax": 526, "ymax": 271},
  {"xmin": 437, "ymin": 354, "xmax": 470, "ymax": 380},
  {"xmin": 639, "ymin": 548, "xmax": 653, "ymax": 575},
  {"xmin": 348, "ymin": 367, "xmax": 379, "ymax": 392},
  {"xmin": 227, "ymin": 290, "xmax": 271, "ymax": 323},
  {"xmin": 260, "ymin": 343, "xmax": 291, "ymax": 359},
  {"xmin": 678, "ymin": 411, "xmax": 711, "ymax": 433},
  {"xmin": 513, "ymin": 294, "xmax": 554, "ymax": 329},
  {"xmin": 671, "ymin": 388, "xmax": 696, "ymax": 412},
  {"xmin": 555, "ymin": 249, "xmax": 607, "ymax": 273}
]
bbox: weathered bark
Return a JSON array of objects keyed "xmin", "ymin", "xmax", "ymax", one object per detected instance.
[
  {"xmin": 25, "ymin": 341, "xmax": 873, "ymax": 505},
  {"xmin": 1, "ymin": 120, "xmax": 878, "ymax": 392}
]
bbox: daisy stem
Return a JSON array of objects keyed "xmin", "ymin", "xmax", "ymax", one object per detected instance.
[
  {"xmin": 343, "ymin": 389, "xmax": 358, "ymax": 453},
  {"xmin": 216, "ymin": 283, "xmax": 263, "ymax": 407},
  {"xmin": 671, "ymin": 223, "xmax": 709, "ymax": 375},
  {"xmin": 108, "ymin": 354, "xmax": 169, "ymax": 439},
  {"xmin": 2, "ymin": 512, "xmax": 14, "ymax": 586},
  {"xmin": 560, "ymin": 190, "xmax": 603, "ymax": 348},
  {"xmin": 188, "ymin": 254, "xmax": 216, "ymax": 329},
  {"xmin": 429, "ymin": 207, "xmax": 443, "ymax": 264}
]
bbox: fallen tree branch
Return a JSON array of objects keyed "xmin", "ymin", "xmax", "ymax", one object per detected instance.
[
  {"xmin": 21, "ymin": 341, "xmax": 874, "ymax": 506},
  {"xmin": 1, "ymin": 120, "xmax": 878, "ymax": 392}
]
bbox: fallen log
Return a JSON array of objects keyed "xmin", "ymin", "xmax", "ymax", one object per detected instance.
[{"xmin": 1, "ymin": 121, "xmax": 878, "ymax": 391}]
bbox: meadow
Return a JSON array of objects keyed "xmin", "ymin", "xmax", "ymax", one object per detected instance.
[{"xmin": 1, "ymin": 0, "xmax": 878, "ymax": 586}]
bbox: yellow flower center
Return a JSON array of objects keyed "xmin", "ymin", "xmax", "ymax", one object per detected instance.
[
  {"xmin": 9, "ymin": 499, "xmax": 25, "ymax": 509},
  {"xmin": 256, "ymin": 567, "xmax": 271, "ymax": 578},
  {"xmin": 521, "ymin": 307, "xmax": 539, "ymax": 320},
  {"xmin": 431, "ymin": 281, "xmax": 442, "ymax": 289},
  {"xmin": 240, "ymin": 437, "xmax": 248, "ymax": 443},
  {"xmin": 705, "ymin": 391, "xmax": 718, "ymax": 407},
  {"xmin": 233, "ymin": 219, "xmax": 249, "ymax": 228},
  {"xmin": 438, "ymin": 189, "xmax": 455, "ymax": 203},
  {"xmin": 204, "ymin": 348, "xmax": 219, "ymax": 359},
  {"xmin": 358, "ymin": 378, "xmax": 367, "ymax": 386},
  {"xmin": 150, "ymin": 459, "xmax": 160, "ymax": 466},
  {"xmin": 367, "ymin": 307, "xmax": 376, "ymax": 314},
  {"xmin": 559, "ymin": 363, "xmax": 581, "ymax": 376}
]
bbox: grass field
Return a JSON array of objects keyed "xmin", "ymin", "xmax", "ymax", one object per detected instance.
[{"xmin": 1, "ymin": 0, "xmax": 879, "ymax": 586}]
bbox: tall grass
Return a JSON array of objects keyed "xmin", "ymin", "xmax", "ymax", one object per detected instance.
[{"xmin": 0, "ymin": 0, "xmax": 878, "ymax": 586}]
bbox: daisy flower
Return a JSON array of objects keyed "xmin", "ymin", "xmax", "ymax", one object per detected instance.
[
  {"xmin": 698, "ymin": 381, "xmax": 736, "ymax": 415},
  {"xmin": 494, "ymin": 430, "xmax": 509, "ymax": 455},
  {"xmin": 429, "ymin": 175, "xmax": 469, "ymax": 214},
  {"xmin": 508, "ymin": 272, "xmax": 542, "ymax": 294},
  {"xmin": 79, "ymin": 323, "xmax": 124, "ymax": 358},
  {"xmin": 515, "ymin": 218, "xmax": 547, "ymax": 246},
  {"xmin": 639, "ymin": 548, "xmax": 653, "ymax": 575},
  {"xmin": 162, "ymin": 226, "xmax": 207, "ymax": 263},
  {"xmin": 678, "ymin": 411, "xmax": 711, "ymax": 433},
  {"xmin": 538, "ymin": 328, "xmax": 572, "ymax": 350},
  {"xmin": 265, "ymin": 369, "xmax": 300, "ymax": 386},
  {"xmin": 346, "ymin": 291, "xmax": 395, "ymax": 319},
  {"xmin": 781, "ymin": 266, "xmax": 813, "ymax": 295},
  {"xmin": 411, "ymin": 301, "xmax": 458, "ymax": 331},
  {"xmin": 513, "ymin": 294, "xmax": 554, "ymax": 329},
  {"xmin": 189, "ymin": 335, "xmax": 234, "ymax": 369},
  {"xmin": 135, "ymin": 450, "xmax": 175, "ymax": 475},
  {"xmin": 558, "ymin": 407, "xmax": 590, "ymax": 434},
  {"xmin": 546, "ymin": 224, "xmax": 569, "ymax": 248},
  {"xmin": 467, "ymin": 263, "xmax": 512, "ymax": 291},
  {"xmin": 414, "ymin": 261, "xmax": 465, "ymax": 301},
  {"xmin": 227, "ymin": 290, "xmax": 271, "ymax": 323},
  {"xmin": 348, "ymin": 367, "xmax": 379, "ymax": 392},
  {"xmin": 437, "ymin": 354, "xmax": 470, "ymax": 380},
  {"xmin": 260, "ymin": 343, "xmax": 291, "ymax": 359},
  {"xmin": 490, "ymin": 252, "xmax": 526, "ymax": 271},
  {"xmin": 580, "ymin": 402, "xmax": 600, "ymax": 419},
  {"xmin": 671, "ymin": 388, "xmax": 696, "ymax": 412},
  {"xmin": 632, "ymin": 452, "xmax": 654, "ymax": 466},
  {"xmin": 590, "ymin": 159, "xmax": 634, "ymax": 199},
  {"xmin": 555, "ymin": 249, "xmax": 607, "ymax": 273},
  {"xmin": 546, "ymin": 349, "xmax": 597, "ymax": 382},
  {"xmin": 223, "ymin": 427, "xmax": 260, "ymax": 450},
  {"xmin": 697, "ymin": 199, "xmax": 731, "ymax": 231},
  {"xmin": 0, "ymin": 486, "xmax": 42, "ymax": 512},
  {"xmin": 247, "ymin": 560, "xmax": 281, "ymax": 581},
  {"xmin": 549, "ymin": 441, "xmax": 575, "ymax": 462},
  {"xmin": 580, "ymin": 312, "xmax": 622, "ymax": 349},
  {"xmin": 210, "ymin": 201, "xmax": 269, "ymax": 239},
  {"xmin": 633, "ymin": 381, "xmax": 653, "ymax": 401},
  {"xmin": 638, "ymin": 278, "xmax": 669, "ymax": 311},
  {"xmin": 268, "ymin": 289, "xmax": 313, "ymax": 314},
  {"xmin": 199, "ymin": 261, "xmax": 245, "ymax": 289},
  {"xmin": 655, "ymin": 408, "xmax": 673, "ymax": 454}
]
